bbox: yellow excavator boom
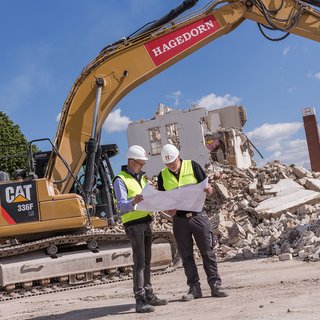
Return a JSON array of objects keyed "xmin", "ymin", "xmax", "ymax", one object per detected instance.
[{"xmin": 47, "ymin": 0, "xmax": 320, "ymax": 194}]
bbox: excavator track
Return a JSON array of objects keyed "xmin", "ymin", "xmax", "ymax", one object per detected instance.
[
  {"xmin": 0, "ymin": 229, "xmax": 177, "ymax": 258},
  {"xmin": 0, "ymin": 230, "xmax": 179, "ymax": 302},
  {"xmin": 0, "ymin": 263, "xmax": 178, "ymax": 302},
  {"xmin": 0, "ymin": 230, "xmax": 129, "ymax": 258}
]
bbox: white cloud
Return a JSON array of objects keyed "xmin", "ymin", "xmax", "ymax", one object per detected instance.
[
  {"xmin": 196, "ymin": 93, "xmax": 241, "ymax": 110},
  {"xmin": 283, "ymin": 46, "xmax": 290, "ymax": 56},
  {"xmin": 166, "ymin": 90, "xmax": 182, "ymax": 106},
  {"xmin": 287, "ymin": 87, "xmax": 296, "ymax": 93},
  {"xmin": 306, "ymin": 71, "xmax": 320, "ymax": 80},
  {"xmin": 261, "ymin": 138, "xmax": 309, "ymax": 167},
  {"xmin": 265, "ymin": 142, "xmax": 281, "ymax": 152},
  {"xmin": 247, "ymin": 122, "xmax": 302, "ymax": 147},
  {"xmin": 56, "ymin": 113, "xmax": 61, "ymax": 122},
  {"xmin": 103, "ymin": 108, "xmax": 131, "ymax": 133},
  {"xmin": 248, "ymin": 122, "xmax": 310, "ymax": 169}
]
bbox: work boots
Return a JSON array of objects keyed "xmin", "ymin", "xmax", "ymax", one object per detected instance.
[
  {"xmin": 145, "ymin": 292, "xmax": 169, "ymax": 306},
  {"xmin": 211, "ymin": 283, "xmax": 228, "ymax": 298},
  {"xmin": 135, "ymin": 297, "xmax": 155, "ymax": 313},
  {"xmin": 182, "ymin": 282, "xmax": 203, "ymax": 301}
]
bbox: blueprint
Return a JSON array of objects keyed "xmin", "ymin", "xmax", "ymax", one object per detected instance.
[{"xmin": 135, "ymin": 178, "xmax": 208, "ymax": 212}]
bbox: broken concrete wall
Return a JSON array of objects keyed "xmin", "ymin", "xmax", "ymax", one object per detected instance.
[
  {"xmin": 127, "ymin": 106, "xmax": 209, "ymax": 176},
  {"xmin": 204, "ymin": 127, "xmax": 252, "ymax": 169},
  {"xmin": 206, "ymin": 105, "xmax": 247, "ymax": 131},
  {"xmin": 128, "ymin": 104, "xmax": 252, "ymax": 176}
]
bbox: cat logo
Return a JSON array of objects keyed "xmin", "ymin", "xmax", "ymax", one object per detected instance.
[
  {"xmin": 5, "ymin": 184, "xmax": 32, "ymax": 203},
  {"xmin": 0, "ymin": 181, "xmax": 38, "ymax": 223}
]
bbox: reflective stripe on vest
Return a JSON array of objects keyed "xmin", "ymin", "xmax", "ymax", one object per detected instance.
[
  {"xmin": 161, "ymin": 160, "xmax": 197, "ymax": 191},
  {"xmin": 116, "ymin": 171, "xmax": 151, "ymax": 224}
]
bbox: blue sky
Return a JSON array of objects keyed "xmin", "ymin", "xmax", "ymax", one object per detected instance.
[{"xmin": 0, "ymin": 0, "xmax": 319, "ymax": 174}]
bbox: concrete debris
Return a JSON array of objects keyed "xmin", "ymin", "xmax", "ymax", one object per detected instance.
[
  {"xmin": 203, "ymin": 161, "xmax": 320, "ymax": 261},
  {"xmin": 214, "ymin": 182, "xmax": 230, "ymax": 199},
  {"xmin": 291, "ymin": 165, "xmax": 312, "ymax": 179},
  {"xmin": 112, "ymin": 161, "xmax": 320, "ymax": 263},
  {"xmin": 255, "ymin": 184, "xmax": 320, "ymax": 219},
  {"xmin": 305, "ymin": 178, "xmax": 320, "ymax": 192},
  {"xmin": 278, "ymin": 253, "xmax": 293, "ymax": 261}
]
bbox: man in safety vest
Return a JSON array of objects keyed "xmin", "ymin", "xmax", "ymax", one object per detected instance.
[
  {"xmin": 157, "ymin": 143, "xmax": 228, "ymax": 301},
  {"xmin": 113, "ymin": 145, "xmax": 168, "ymax": 313}
]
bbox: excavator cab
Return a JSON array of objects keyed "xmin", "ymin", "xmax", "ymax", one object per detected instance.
[
  {"xmin": 0, "ymin": 139, "xmax": 119, "ymax": 241},
  {"xmin": 68, "ymin": 143, "xmax": 119, "ymax": 224}
]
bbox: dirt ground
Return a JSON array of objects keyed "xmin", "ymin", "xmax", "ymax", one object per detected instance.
[{"xmin": 1, "ymin": 257, "xmax": 320, "ymax": 320}]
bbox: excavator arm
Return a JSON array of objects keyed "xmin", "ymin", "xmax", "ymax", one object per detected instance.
[{"xmin": 46, "ymin": 0, "xmax": 320, "ymax": 195}]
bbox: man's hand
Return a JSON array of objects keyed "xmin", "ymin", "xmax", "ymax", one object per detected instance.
[
  {"xmin": 132, "ymin": 194, "xmax": 143, "ymax": 205},
  {"xmin": 204, "ymin": 184, "xmax": 213, "ymax": 196}
]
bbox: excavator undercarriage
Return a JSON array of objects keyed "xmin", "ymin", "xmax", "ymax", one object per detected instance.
[{"xmin": 0, "ymin": 229, "xmax": 178, "ymax": 301}]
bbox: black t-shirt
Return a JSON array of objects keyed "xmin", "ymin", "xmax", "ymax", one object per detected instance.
[{"xmin": 157, "ymin": 159, "xmax": 207, "ymax": 214}]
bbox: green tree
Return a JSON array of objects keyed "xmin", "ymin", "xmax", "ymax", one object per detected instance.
[{"xmin": 0, "ymin": 112, "xmax": 30, "ymax": 176}]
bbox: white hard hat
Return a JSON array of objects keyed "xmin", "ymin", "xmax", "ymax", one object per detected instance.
[
  {"xmin": 161, "ymin": 144, "xmax": 179, "ymax": 164},
  {"xmin": 127, "ymin": 145, "xmax": 149, "ymax": 161}
]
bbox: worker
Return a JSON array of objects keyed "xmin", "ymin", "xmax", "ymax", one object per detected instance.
[
  {"xmin": 113, "ymin": 145, "xmax": 168, "ymax": 313},
  {"xmin": 157, "ymin": 143, "xmax": 228, "ymax": 301}
]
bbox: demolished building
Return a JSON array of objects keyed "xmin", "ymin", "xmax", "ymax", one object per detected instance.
[
  {"xmin": 125, "ymin": 105, "xmax": 320, "ymax": 263},
  {"xmin": 127, "ymin": 103, "xmax": 253, "ymax": 176}
]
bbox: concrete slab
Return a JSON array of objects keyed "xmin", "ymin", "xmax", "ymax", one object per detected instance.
[{"xmin": 255, "ymin": 179, "xmax": 320, "ymax": 218}]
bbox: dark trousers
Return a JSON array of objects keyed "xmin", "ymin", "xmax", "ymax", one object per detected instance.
[
  {"xmin": 173, "ymin": 212, "xmax": 221, "ymax": 288},
  {"xmin": 125, "ymin": 222, "xmax": 152, "ymax": 299}
]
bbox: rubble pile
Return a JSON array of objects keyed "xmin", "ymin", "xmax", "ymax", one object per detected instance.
[
  {"xmin": 204, "ymin": 160, "xmax": 320, "ymax": 261},
  {"xmin": 110, "ymin": 160, "xmax": 320, "ymax": 262}
]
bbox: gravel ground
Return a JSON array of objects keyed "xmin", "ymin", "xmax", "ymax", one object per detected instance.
[{"xmin": 1, "ymin": 258, "xmax": 320, "ymax": 320}]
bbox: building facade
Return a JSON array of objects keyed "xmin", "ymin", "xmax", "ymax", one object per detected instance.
[{"xmin": 127, "ymin": 103, "xmax": 253, "ymax": 177}]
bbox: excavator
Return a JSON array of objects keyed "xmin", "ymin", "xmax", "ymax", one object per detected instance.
[{"xmin": 0, "ymin": 0, "xmax": 319, "ymax": 300}]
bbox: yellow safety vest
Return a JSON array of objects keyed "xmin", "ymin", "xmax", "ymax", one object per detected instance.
[
  {"xmin": 161, "ymin": 160, "xmax": 197, "ymax": 190},
  {"xmin": 116, "ymin": 171, "xmax": 152, "ymax": 224}
]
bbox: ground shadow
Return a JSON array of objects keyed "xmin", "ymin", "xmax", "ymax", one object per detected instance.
[{"xmin": 27, "ymin": 303, "xmax": 135, "ymax": 320}]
